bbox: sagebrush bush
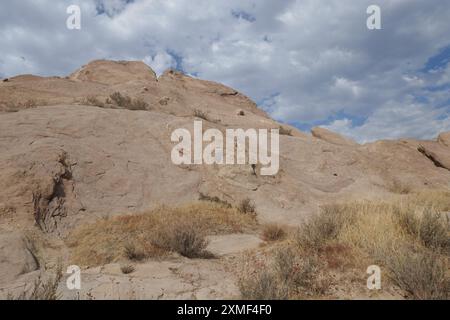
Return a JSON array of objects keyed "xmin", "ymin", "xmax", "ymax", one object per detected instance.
[
  {"xmin": 296, "ymin": 204, "xmax": 351, "ymax": 250},
  {"xmin": 198, "ymin": 193, "xmax": 232, "ymax": 208},
  {"xmin": 84, "ymin": 96, "xmax": 105, "ymax": 108},
  {"xmin": 68, "ymin": 203, "xmax": 256, "ymax": 266},
  {"xmin": 124, "ymin": 242, "xmax": 147, "ymax": 261},
  {"xmin": 193, "ymin": 109, "xmax": 208, "ymax": 120},
  {"xmin": 238, "ymin": 198, "xmax": 256, "ymax": 215},
  {"xmin": 108, "ymin": 92, "xmax": 148, "ymax": 110},
  {"xmin": 388, "ymin": 179, "xmax": 411, "ymax": 194},
  {"xmin": 121, "ymin": 264, "xmax": 135, "ymax": 274},
  {"xmin": 239, "ymin": 246, "xmax": 325, "ymax": 300},
  {"xmin": 262, "ymin": 224, "xmax": 286, "ymax": 242},
  {"xmin": 418, "ymin": 208, "xmax": 449, "ymax": 251},
  {"xmin": 129, "ymin": 97, "xmax": 149, "ymax": 110},
  {"xmin": 239, "ymin": 269, "xmax": 289, "ymax": 300},
  {"xmin": 152, "ymin": 221, "xmax": 211, "ymax": 258},
  {"xmin": 386, "ymin": 246, "xmax": 448, "ymax": 299},
  {"xmin": 109, "ymin": 92, "xmax": 132, "ymax": 107},
  {"xmin": 9, "ymin": 265, "xmax": 62, "ymax": 300}
]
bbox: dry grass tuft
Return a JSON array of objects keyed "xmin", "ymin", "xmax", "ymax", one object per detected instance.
[
  {"xmin": 128, "ymin": 97, "xmax": 149, "ymax": 111},
  {"xmin": 8, "ymin": 265, "xmax": 63, "ymax": 300},
  {"xmin": 296, "ymin": 204, "xmax": 355, "ymax": 250},
  {"xmin": 239, "ymin": 246, "xmax": 327, "ymax": 300},
  {"xmin": 84, "ymin": 96, "xmax": 105, "ymax": 108},
  {"xmin": 121, "ymin": 264, "xmax": 135, "ymax": 275},
  {"xmin": 388, "ymin": 179, "xmax": 412, "ymax": 194},
  {"xmin": 107, "ymin": 92, "xmax": 149, "ymax": 110},
  {"xmin": 68, "ymin": 202, "xmax": 257, "ymax": 267},
  {"xmin": 385, "ymin": 246, "xmax": 448, "ymax": 299},
  {"xmin": 198, "ymin": 193, "xmax": 232, "ymax": 208},
  {"xmin": 151, "ymin": 220, "xmax": 212, "ymax": 258},
  {"xmin": 261, "ymin": 224, "xmax": 287, "ymax": 242},
  {"xmin": 238, "ymin": 198, "xmax": 256, "ymax": 215},
  {"xmin": 240, "ymin": 190, "xmax": 449, "ymax": 300},
  {"xmin": 193, "ymin": 109, "xmax": 209, "ymax": 120}
]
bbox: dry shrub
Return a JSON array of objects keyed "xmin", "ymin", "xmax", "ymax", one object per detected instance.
[
  {"xmin": 388, "ymin": 179, "xmax": 411, "ymax": 194},
  {"xmin": 238, "ymin": 198, "xmax": 256, "ymax": 215},
  {"xmin": 320, "ymin": 243, "xmax": 356, "ymax": 270},
  {"xmin": 108, "ymin": 92, "xmax": 148, "ymax": 110},
  {"xmin": 386, "ymin": 246, "xmax": 448, "ymax": 300},
  {"xmin": 3, "ymin": 99, "xmax": 39, "ymax": 112},
  {"xmin": 239, "ymin": 246, "xmax": 326, "ymax": 300},
  {"xmin": 296, "ymin": 204, "xmax": 354, "ymax": 250},
  {"xmin": 68, "ymin": 202, "xmax": 257, "ymax": 267},
  {"xmin": 193, "ymin": 109, "xmax": 209, "ymax": 120},
  {"xmin": 408, "ymin": 190, "xmax": 450, "ymax": 211},
  {"xmin": 418, "ymin": 208, "xmax": 449, "ymax": 251},
  {"xmin": 198, "ymin": 193, "xmax": 232, "ymax": 208},
  {"xmin": 262, "ymin": 224, "xmax": 287, "ymax": 242},
  {"xmin": 121, "ymin": 264, "xmax": 135, "ymax": 275},
  {"xmin": 9, "ymin": 265, "xmax": 63, "ymax": 300},
  {"xmin": 128, "ymin": 97, "xmax": 149, "ymax": 110},
  {"xmin": 84, "ymin": 96, "xmax": 105, "ymax": 108},
  {"xmin": 393, "ymin": 204, "xmax": 449, "ymax": 252},
  {"xmin": 109, "ymin": 92, "xmax": 132, "ymax": 107},
  {"xmin": 152, "ymin": 220, "xmax": 211, "ymax": 258},
  {"xmin": 270, "ymin": 190, "xmax": 450, "ymax": 299},
  {"xmin": 239, "ymin": 269, "xmax": 289, "ymax": 300},
  {"xmin": 124, "ymin": 242, "xmax": 147, "ymax": 261}
]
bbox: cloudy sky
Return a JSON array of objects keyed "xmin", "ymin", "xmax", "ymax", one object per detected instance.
[{"xmin": 1, "ymin": 0, "xmax": 450, "ymax": 142}]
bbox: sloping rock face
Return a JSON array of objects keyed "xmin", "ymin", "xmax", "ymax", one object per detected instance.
[
  {"xmin": 418, "ymin": 143, "xmax": 450, "ymax": 171},
  {"xmin": 438, "ymin": 132, "xmax": 450, "ymax": 146},
  {"xmin": 69, "ymin": 60, "xmax": 157, "ymax": 85},
  {"xmin": 0, "ymin": 60, "xmax": 449, "ymax": 296},
  {"xmin": 0, "ymin": 232, "xmax": 39, "ymax": 285},
  {"xmin": 311, "ymin": 127, "xmax": 358, "ymax": 147}
]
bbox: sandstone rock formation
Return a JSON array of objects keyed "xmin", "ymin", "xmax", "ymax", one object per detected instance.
[
  {"xmin": 311, "ymin": 127, "xmax": 358, "ymax": 147},
  {"xmin": 0, "ymin": 60, "xmax": 449, "ymax": 299}
]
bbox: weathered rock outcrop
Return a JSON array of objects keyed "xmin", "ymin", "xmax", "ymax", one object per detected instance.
[
  {"xmin": 0, "ymin": 232, "xmax": 39, "ymax": 285},
  {"xmin": 311, "ymin": 127, "xmax": 358, "ymax": 147},
  {"xmin": 0, "ymin": 60, "xmax": 449, "ymax": 297}
]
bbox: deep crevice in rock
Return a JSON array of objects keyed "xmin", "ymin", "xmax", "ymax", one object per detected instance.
[
  {"xmin": 33, "ymin": 152, "xmax": 72, "ymax": 234},
  {"xmin": 417, "ymin": 145, "xmax": 449, "ymax": 171}
]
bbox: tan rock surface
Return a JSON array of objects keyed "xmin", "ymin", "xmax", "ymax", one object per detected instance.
[
  {"xmin": 311, "ymin": 126, "xmax": 358, "ymax": 147},
  {"xmin": 0, "ymin": 60, "xmax": 449, "ymax": 299}
]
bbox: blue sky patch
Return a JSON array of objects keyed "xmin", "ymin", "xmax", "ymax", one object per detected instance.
[{"xmin": 423, "ymin": 44, "xmax": 450, "ymax": 72}]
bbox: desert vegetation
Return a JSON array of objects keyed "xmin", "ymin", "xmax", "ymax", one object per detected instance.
[
  {"xmin": 238, "ymin": 198, "xmax": 257, "ymax": 215},
  {"xmin": 193, "ymin": 108, "xmax": 209, "ymax": 120},
  {"xmin": 8, "ymin": 265, "xmax": 63, "ymax": 300},
  {"xmin": 239, "ymin": 190, "xmax": 450, "ymax": 300},
  {"xmin": 121, "ymin": 264, "xmax": 136, "ymax": 275},
  {"xmin": 261, "ymin": 224, "xmax": 287, "ymax": 242},
  {"xmin": 83, "ymin": 92, "xmax": 149, "ymax": 110},
  {"xmin": 1, "ymin": 99, "xmax": 39, "ymax": 112},
  {"xmin": 67, "ymin": 202, "xmax": 257, "ymax": 267}
]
